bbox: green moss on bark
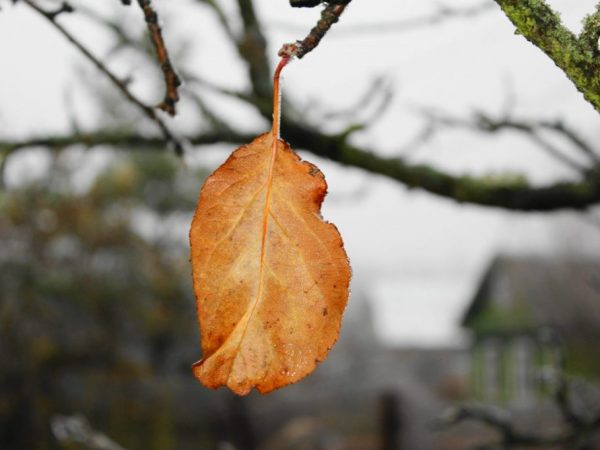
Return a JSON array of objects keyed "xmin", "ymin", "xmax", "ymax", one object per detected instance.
[{"xmin": 495, "ymin": 0, "xmax": 600, "ymax": 113}]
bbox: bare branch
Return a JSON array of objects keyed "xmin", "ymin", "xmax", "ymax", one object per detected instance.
[
  {"xmin": 3, "ymin": 124, "xmax": 600, "ymax": 211},
  {"xmin": 24, "ymin": 0, "xmax": 184, "ymax": 155},
  {"xmin": 272, "ymin": 2, "xmax": 494, "ymax": 36},
  {"xmin": 279, "ymin": 3, "xmax": 350, "ymax": 59},
  {"xmin": 135, "ymin": 0, "xmax": 181, "ymax": 115},
  {"xmin": 290, "ymin": 0, "xmax": 350, "ymax": 8},
  {"xmin": 529, "ymin": 133, "xmax": 587, "ymax": 173},
  {"xmin": 184, "ymin": 73, "xmax": 256, "ymax": 105},
  {"xmin": 281, "ymin": 120, "xmax": 600, "ymax": 211},
  {"xmin": 196, "ymin": 0, "xmax": 271, "ymax": 102},
  {"xmin": 320, "ymin": 76, "xmax": 394, "ymax": 124},
  {"xmin": 419, "ymin": 109, "xmax": 599, "ymax": 172},
  {"xmin": 236, "ymin": 0, "xmax": 272, "ymax": 100},
  {"xmin": 538, "ymin": 119, "xmax": 600, "ymax": 163},
  {"xmin": 187, "ymin": 90, "xmax": 235, "ymax": 134},
  {"xmin": 42, "ymin": 1, "xmax": 74, "ymax": 21},
  {"xmin": 6, "ymin": 0, "xmax": 600, "ymax": 212},
  {"xmin": 0, "ymin": 130, "xmax": 252, "ymax": 155}
]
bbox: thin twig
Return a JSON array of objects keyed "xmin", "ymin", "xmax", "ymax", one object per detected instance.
[
  {"xmin": 419, "ymin": 109, "xmax": 598, "ymax": 173},
  {"xmin": 320, "ymin": 75, "xmax": 392, "ymax": 122},
  {"xmin": 289, "ymin": 0, "xmax": 350, "ymax": 8},
  {"xmin": 539, "ymin": 119, "xmax": 600, "ymax": 163},
  {"xmin": 24, "ymin": 0, "xmax": 184, "ymax": 155},
  {"xmin": 273, "ymin": 2, "xmax": 493, "ymax": 36},
  {"xmin": 184, "ymin": 73, "xmax": 255, "ymax": 104},
  {"xmin": 188, "ymin": 90, "xmax": 235, "ymax": 133},
  {"xmin": 476, "ymin": 115, "xmax": 600, "ymax": 164},
  {"xmin": 471, "ymin": 113, "xmax": 598, "ymax": 170},
  {"xmin": 528, "ymin": 132, "xmax": 587, "ymax": 173},
  {"xmin": 136, "ymin": 0, "xmax": 181, "ymax": 116},
  {"xmin": 279, "ymin": 3, "xmax": 350, "ymax": 59}
]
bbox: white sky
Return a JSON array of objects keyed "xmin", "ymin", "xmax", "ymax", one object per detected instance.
[{"xmin": 1, "ymin": 0, "xmax": 599, "ymax": 346}]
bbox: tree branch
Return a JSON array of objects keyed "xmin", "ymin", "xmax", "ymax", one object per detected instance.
[
  {"xmin": 282, "ymin": 121, "xmax": 600, "ymax": 211},
  {"xmin": 7, "ymin": 0, "xmax": 600, "ymax": 212},
  {"xmin": 235, "ymin": 0, "xmax": 272, "ymax": 100},
  {"xmin": 493, "ymin": 0, "xmax": 600, "ymax": 114},
  {"xmin": 580, "ymin": 3, "xmax": 600, "ymax": 55},
  {"xmin": 279, "ymin": 3, "xmax": 349, "ymax": 59},
  {"xmin": 434, "ymin": 371, "xmax": 600, "ymax": 449},
  {"xmin": 289, "ymin": 0, "xmax": 350, "ymax": 8},
  {"xmin": 23, "ymin": 0, "xmax": 184, "ymax": 155},
  {"xmin": 272, "ymin": 2, "xmax": 493, "ymax": 37},
  {"xmin": 0, "ymin": 130, "xmax": 252, "ymax": 155},
  {"xmin": 420, "ymin": 109, "xmax": 600, "ymax": 171},
  {"xmin": 135, "ymin": 0, "xmax": 181, "ymax": 116},
  {"xmin": 3, "ymin": 124, "xmax": 600, "ymax": 211}
]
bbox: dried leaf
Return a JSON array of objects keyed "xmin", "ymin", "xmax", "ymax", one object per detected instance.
[{"xmin": 189, "ymin": 132, "xmax": 350, "ymax": 395}]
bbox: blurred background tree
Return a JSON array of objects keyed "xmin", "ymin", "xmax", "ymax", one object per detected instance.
[{"xmin": 0, "ymin": 150, "xmax": 212, "ymax": 449}]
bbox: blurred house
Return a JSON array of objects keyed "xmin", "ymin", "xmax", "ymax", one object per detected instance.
[
  {"xmin": 462, "ymin": 255, "xmax": 600, "ymax": 405},
  {"xmin": 434, "ymin": 255, "xmax": 600, "ymax": 450}
]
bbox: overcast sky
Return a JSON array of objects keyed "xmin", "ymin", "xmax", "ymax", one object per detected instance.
[{"xmin": 1, "ymin": 0, "xmax": 599, "ymax": 346}]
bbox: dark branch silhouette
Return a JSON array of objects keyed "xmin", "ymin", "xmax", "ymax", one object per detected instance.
[
  {"xmin": 135, "ymin": 0, "xmax": 181, "ymax": 115},
  {"xmin": 418, "ymin": 109, "xmax": 600, "ymax": 172},
  {"xmin": 273, "ymin": 2, "xmax": 494, "ymax": 36},
  {"xmin": 24, "ymin": 0, "xmax": 184, "ymax": 154}
]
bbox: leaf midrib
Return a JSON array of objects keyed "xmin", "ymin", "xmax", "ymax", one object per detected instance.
[{"xmin": 225, "ymin": 135, "xmax": 279, "ymax": 385}]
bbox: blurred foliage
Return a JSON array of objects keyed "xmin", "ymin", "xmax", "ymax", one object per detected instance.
[{"xmin": 0, "ymin": 150, "xmax": 214, "ymax": 449}]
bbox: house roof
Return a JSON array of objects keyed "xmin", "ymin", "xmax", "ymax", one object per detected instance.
[{"xmin": 462, "ymin": 255, "xmax": 600, "ymax": 338}]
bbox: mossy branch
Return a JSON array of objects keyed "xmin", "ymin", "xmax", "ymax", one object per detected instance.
[
  {"xmin": 581, "ymin": 3, "xmax": 600, "ymax": 53},
  {"xmin": 281, "ymin": 121, "xmax": 600, "ymax": 212},
  {"xmin": 493, "ymin": 0, "xmax": 600, "ymax": 113},
  {"xmin": 3, "ymin": 126, "xmax": 600, "ymax": 212}
]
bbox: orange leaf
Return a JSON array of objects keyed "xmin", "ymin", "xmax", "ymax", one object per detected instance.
[
  {"xmin": 189, "ymin": 131, "xmax": 351, "ymax": 395},
  {"xmin": 190, "ymin": 57, "xmax": 350, "ymax": 395}
]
